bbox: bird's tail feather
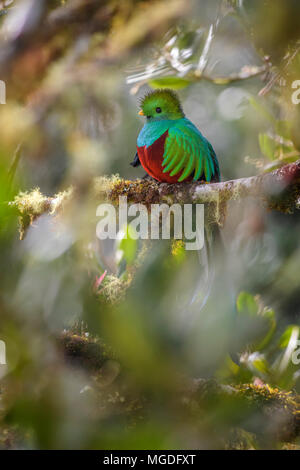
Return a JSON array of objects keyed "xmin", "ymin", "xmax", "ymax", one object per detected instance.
[{"xmin": 179, "ymin": 223, "xmax": 238, "ymax": 364}]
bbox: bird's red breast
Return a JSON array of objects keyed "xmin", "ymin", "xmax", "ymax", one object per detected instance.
[{"xmin": 137, "ymin": 130, "xmax": 187, "ymax": 183}]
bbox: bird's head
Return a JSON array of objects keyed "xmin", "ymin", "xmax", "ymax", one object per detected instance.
[{"xmin": 139, "ymin": 89, "xmax": 184, "ymax": 121}]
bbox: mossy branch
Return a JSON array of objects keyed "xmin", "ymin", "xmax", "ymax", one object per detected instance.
[
  {"xmin": 98, "ymin": 159, "xmax": 300, "ymax": 226},
  {"xmin": 192, "ymin": 379, "xmax": 300, "ymax": 446},
  {"xmin": 58, "ymin": 332, "xmax": 115, "ymax": 372},
  {"xmin": 10, "ymin": 160, "xmax": 300, "ymax": 238},
  {"xmin": 58, "ymin": 332, "xmax": 300, "ymax": 447}
]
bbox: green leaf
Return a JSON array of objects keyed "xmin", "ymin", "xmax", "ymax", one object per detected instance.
[
  {"xmin": 255, "ymin": 309, "xmax": 277, "ymax": 351},
  {"xmin": 236, "ymin": 293, "xmax": 277, "ymax": 352},
  {"xmin": 252, "ymin": 355, "xmax": 270, "ymax": 375},
  {"xmin": 248, "ymin": 96, "xmax": 276, "ymax": 125},
  {"xmin": 149, "ymin": 77, "xmax": 190, "ymax": 90},
  {"xmin": 275, "ymin": 120, "xmax": 292, "ymax": 140},
  {"xmin": 243, "ymin": 352, "xmax": 270, "ymax": 378},
  {"xmin": 117, "ymin": 224, "xmax": 137, "ymax": 265},
  {"xmin": 236, "ymin": 291, "xmax": 259, "ymax": 317},
  {"xmin": 258, "ymin": 133, "xmax": 276, "ymax": 160},
  {"xmin": 262, "ymin": 154, "xmax": 300, "ymax": 173},
  {"xmin": 278, "ymin": 325, "xmax": 300, "ymax": 348},
  {"xmin": 275, "ymin": 326, "xmax": 300, "ymax": 388}
]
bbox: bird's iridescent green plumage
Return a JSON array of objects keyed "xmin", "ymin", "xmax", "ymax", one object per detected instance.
[
  {"xmin": 133, "ymin": 89, "xmax": 225, "ymax": 320},
  {"xmin": 162, "ymin": 118, "xmax": 219, "ymax": 182},
  {"xmin": 136, "ymin": 89, "xmax": 220, "ymax": 183}
]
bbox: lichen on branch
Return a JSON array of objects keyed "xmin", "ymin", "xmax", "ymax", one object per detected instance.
[
  {"xmin": 10, "ymin": 187, "xmax": 73, "ymax": 239},
  {"xmin": 10, "ymin": 159, "xmax": 300, "ymax": 238}
]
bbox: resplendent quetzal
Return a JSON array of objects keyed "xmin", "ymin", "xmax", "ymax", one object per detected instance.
[
  {"xmin": 131, "ymin": 88, "xmax": 220, "ymax": 184},
  {"xmin": 130, "ymin": 89, "xmax": 233, "ymax": 340},
  {"xmin": 131, "ymin": 89, "xmax": 236, "ymax": 364}
]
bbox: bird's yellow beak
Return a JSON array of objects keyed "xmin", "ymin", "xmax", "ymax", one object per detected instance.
[{"xmin": 138, "ymin": 109, "xmax": 145, "ymax": 116}]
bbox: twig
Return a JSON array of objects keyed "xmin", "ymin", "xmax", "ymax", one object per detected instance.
[
  {"xmin": 8, "ymin": 142, "xmax": 22, "ymax": 188},
  {"xmin": 259, "ymin": 44, "xmax": 300, "ymax": 96}
]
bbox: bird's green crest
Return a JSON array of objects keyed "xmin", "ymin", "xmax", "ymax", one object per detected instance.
[{"xmin": 140, "ymin": 89, "xmax": 184, "ymax": 120}]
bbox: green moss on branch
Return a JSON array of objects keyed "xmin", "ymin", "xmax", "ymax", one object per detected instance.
[
  {"xmin": 56, "ymin": 334, "xmax": 300, "ymax": 447},
  {"xmin": 10, "ymin": 159, "xmax": 300, "ymax": 237}
]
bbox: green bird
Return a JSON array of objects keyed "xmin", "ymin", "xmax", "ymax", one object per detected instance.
[
  {"xmin": 131, "ymin": 90, "xmax": 237, "ymax": 363},
  {"xmin": 130, "ymin": 88, "xmax": 227, "ymax": 325},
  {"xmin": 131, "ymin": 88, "xmax": 220, "ymax": 183}
]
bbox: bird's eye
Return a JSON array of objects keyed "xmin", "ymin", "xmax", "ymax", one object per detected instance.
[
  {"xmin": 156, "ymin": 107, "xmax": 162, "ymax": 113},
  {"xmin": 147, "ymin": 116, "xmax": 151, "ymax": 119}
]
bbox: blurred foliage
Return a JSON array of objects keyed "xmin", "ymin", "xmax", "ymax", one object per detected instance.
[{"xmin": 0, "ymin": 0, "xmax": 300, "ymax": 450}]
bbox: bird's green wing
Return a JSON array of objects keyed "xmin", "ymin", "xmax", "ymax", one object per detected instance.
[{"xmin": 162, "ymin": 120, "xmax": 219, "ymax": 182}]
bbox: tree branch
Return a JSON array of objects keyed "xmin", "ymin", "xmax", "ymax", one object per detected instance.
[
  {"xmin": 97, "ymin": 159, "xmax": 300, "ymax": 221},
  {"xmin": 57, "ymin": 332, "xmax": 300, "ymax": 447},
  {"xmin": 10, "ymin": 160, "xmax": 300, "ymax": 238}
]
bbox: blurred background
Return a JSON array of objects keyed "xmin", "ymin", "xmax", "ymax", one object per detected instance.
[{"xmin": 0, "ymin": 0, "xmax": 300, "ymax": 449}]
